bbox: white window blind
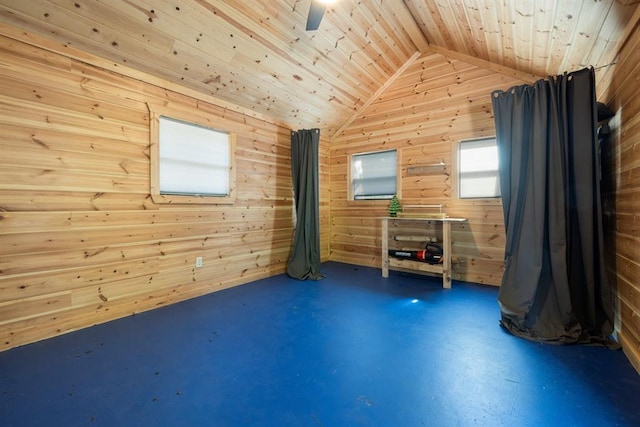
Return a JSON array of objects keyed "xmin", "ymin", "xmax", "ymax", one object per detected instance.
[
  {"xmin": 351, "ymin": 149, "xmax": 397, "ymax": 200},
  {"xmin": 159, "ymin": 116, "xmax": 230, "ymax": 196},
  {"xmin": 459, "ymin": 138, "xmax": 500, "ymax": 199}
]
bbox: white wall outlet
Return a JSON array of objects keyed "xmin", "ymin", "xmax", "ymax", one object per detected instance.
[{"xmin": 195, "ymin": 256, "xmax": 203, "ymax": 268}]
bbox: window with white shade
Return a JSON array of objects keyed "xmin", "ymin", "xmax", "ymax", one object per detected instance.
[
  {"xmin": 458, "ymin": 138, "xmax": 500, "ymax": 199},
  {"xmin": 351, "ymin": 149, "xmax": 397, "ymax": 200},
  {"xmin": 158, "ymin": 117, "xmax": 230, "ymax": 196},
  {"xmin": 149, "ymin": 109, "xmax": 235, "ymax": 205}
]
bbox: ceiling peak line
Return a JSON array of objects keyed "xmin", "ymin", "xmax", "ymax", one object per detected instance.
[
  {"xmin": 331, "ymin": 50, "xmax": 422, "ymax": 141},
  {"xmin": 426, "ymin": 45, "xmax": 543, "ymax": 84}
]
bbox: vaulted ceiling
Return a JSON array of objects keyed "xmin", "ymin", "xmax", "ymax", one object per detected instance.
[{"xmin": 0, "ymin": 0, "xmax": 638, "ymax": 136}]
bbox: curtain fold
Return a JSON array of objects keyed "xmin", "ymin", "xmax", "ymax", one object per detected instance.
[
  {"xmin": 492, "ymin": 68, "xmax": 615, "ymax": 345},
  {"xmin": 287, "ymin": 128, "xmax": 324, "ymax": 280}
]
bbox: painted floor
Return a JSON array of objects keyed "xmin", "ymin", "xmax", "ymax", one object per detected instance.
[{"xmin": 1, "ymin": 261, "xmax": 639, "ymax": 426}]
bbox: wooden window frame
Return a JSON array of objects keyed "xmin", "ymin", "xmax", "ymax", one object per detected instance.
[
  {"xmin": 454, "ymin": 137, "xmax": 501, "ymax": 201},
  {"xmin": 148, "ymin": 104, "xmax": 236, "ymax": 205},
  {"xmin": 348, "ymin": 148, "xmax": 400, "ymax": 202}
]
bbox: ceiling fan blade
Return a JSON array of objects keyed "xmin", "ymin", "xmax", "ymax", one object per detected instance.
[{"xmin": 306, "ymin": 0, "xmax": 327, "ymax": 31}]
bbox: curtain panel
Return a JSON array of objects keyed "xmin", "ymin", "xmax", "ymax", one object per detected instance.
[
  {"xmin": 491, "ymin": 68, "xmax": 615, "ymax": 345},
  {"xmin": 287, "ymin": 129, "xmax": 324, "ymax": 280}
]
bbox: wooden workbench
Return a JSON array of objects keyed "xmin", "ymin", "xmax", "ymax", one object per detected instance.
[{"xmin": 381, "ymin": 216, "xmax": 467, "ymax": 288}]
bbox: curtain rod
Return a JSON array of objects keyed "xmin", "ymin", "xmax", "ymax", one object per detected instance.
[{"xmin": 594, "ymin": 62, "xmax": 616, "ymax": 70}]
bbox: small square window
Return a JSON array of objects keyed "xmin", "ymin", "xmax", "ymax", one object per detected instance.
[
  {"xmin": 458, "ymin": 138, "xmax": 500, "ymax": 199},
  {"xmin": 158, "ymin": 116, "xmax": 230, "ymax": 196},
  {"xmin": 149, "ymin": 108, "xmax": 235, "ymax": 205},
  {"xmin": 351, "ymin": 149, "xmax": 397, "ymax": 200}
]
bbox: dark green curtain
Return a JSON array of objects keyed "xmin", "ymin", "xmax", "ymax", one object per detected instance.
[
  {"xmin": 491, "ymin": 68, "xmax": 615, "ymax": 345},
  {"xmin": 287, "ymin": 129, "xmax": 324, "ymax": 280}
]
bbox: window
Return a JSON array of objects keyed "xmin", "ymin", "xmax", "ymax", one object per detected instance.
[
  {"xmin": 351, "ymin": 149, "xmax": 397, "ymax": 200},
  {"xmin": 458, "ymin": 138, "xmax": 500, "ymax": 199},
  {"xmin": 149, "ymin": 108, "xmax": 235, "ymax": 205},
  {"xmin": 158, "ymin": 116, "xmax": 230, "ymax": 195}
]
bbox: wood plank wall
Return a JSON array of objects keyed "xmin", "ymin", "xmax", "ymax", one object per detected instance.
[
  {"xmin": 0, "ymin": 30, "xmax": 329, "ymax": 351},
  {"xmin": 329, "ymin": 52, "xmax": 529, "ymax": 286},
  {"xmin": 600, "ymin": 21, "xmax": 640, "ymax": 373}
]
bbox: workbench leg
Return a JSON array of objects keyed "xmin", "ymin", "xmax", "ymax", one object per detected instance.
[
  {"xmin": 442, "ymin": 221, "xmax": 452, "ymax": 288},
  {"xmin": 382, "ymin": 218, "xmax": 389, "ymax": 278}
]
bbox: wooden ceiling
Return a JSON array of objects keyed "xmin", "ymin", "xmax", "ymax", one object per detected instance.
[{"xmin": 0, "ymin": 0, "xmax": 638, "ymax": 136}]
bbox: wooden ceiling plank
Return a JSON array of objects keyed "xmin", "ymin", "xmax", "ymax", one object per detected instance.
[
  {"xmin": 225, "ymin": 52, "xmax": 358, "ymax": 115},
  {"xmin": 476, "ymin": 0, "xmax": 504, "ymax": 66},
  {"xmin": 179, "ymin": 1, "xmax": 382, "ymax": 129},
  {"xmin": 427, "ymin": 44, "xmax": 542, "ymax": 84},
  {"xmin": 211, "ymin": 0, "xmax": 398, "ymax": 88},
  {"xmin": 449, "ymin": 0, "xmax": 480, "ymax": 57},
  {"xmin": 110, "ymin": 0, "xmax": 238, "ymax": 63},
  {"xmin": 331, "ymin": 50, "xmax": 421, "ymax": 140},
  {"xmin": 561, "ymin": 0, "xmax": 614, "ymax": 72},
  {"xmin": 496, "ymin": 0, "xmax": 518, "ymax": 71},
  {"xmin": 326, "ymin": 5, "xmax": 409, "ymax": 78},
  {"xmin": 380, "ymin": 0, "xmax": 429, "ymax": 52},
  {"xmin": 586, "ymin": 5, "xmax": 625, "ymax": 68},
  {"xmin": 402, "ymin": 0, "xmax": 448, "ymax": 47},
  {"xmin": 461, "ymin": 0, "xmax": 490, "ymax": 60},
  {"xmin": 0, "ymin": 5, "xmax": 184, "ymax": 78},
  {"xmin": 348, "ymin": 0, "xmax": 424, "ymax": 59},
  {"xmin": 198, "ymin": 0, "xmax": 393, "ymax": 113},
  {"xmin": 46, "ymin": 0, "xmax": 175, "ymax": 53},
  {"xmin": 0, "ymin": 22, "xmax": 280, "ymax": 126},
  {"xmin": 512, "ymin": 0, "xmax": 535, "ymax": 72},
  {"xmin": 529, "ymin": 2, "xmax": 555, "ymax": 77},
  {"xmin": 544, "ymin": 0, "xmax": 582, "ymax": 74},
  {"xmin": 263, "ymin": 0, "xmax": 397, "ymax": 86},
  {"xmin": 1, "ymin": 0, "xmax": 243, "ymax": 99},
  {"xmin": 425, "ymin": 0, "xmax": 459, "ymax": 48},
  {"xmin": 432, "ymin": 0, "xmax": 470, "ymax": 55},
  {"xmin": 0, "ymin": 0, "xmax": 636, "ymax": 134},
  {"xmin": 310, "ymin": 11, "xmax": 393, "ymax": 75},
  {"xmin": 190, "ymin": 0, "xmax": 356, "ymax": 86}
]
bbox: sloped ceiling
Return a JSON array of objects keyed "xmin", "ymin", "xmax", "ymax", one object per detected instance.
[{"xmin": 0, "ymin": 0, "xmax": 637, "ymax": 136}]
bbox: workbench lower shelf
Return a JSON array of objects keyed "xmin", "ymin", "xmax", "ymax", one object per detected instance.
[
  {"xmin": 381, "ymin": 216, "xmax": 466, "ymax": 288},
  {"xmin": 388, "ymin": 257, "xmax": 444, "ymax": 275}
]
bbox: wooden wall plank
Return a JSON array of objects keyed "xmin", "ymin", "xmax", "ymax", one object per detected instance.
[
  {"xmin": 329, "ymin": 51, "xmax": 528, "ymax": 286},
  {"xmin": 0, "ymin": 258, "xmax": 159, "ymax": 303},
  {"xmin": 0, "ymin": 30, "xmax": 324, "ymax": 351},
  {"xmin": 601, "ymin": 19, "xmax": 640, "ymax": 373}
]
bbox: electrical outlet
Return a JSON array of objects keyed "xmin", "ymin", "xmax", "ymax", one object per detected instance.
[{"xmin": 195, "ymin": 256, "xmax": 203, "ymax": 268}]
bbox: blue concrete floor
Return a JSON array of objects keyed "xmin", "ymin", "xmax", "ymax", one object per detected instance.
[{"xmin": 1, "ymin": 261, "xmax": 639, "ymax": 426}]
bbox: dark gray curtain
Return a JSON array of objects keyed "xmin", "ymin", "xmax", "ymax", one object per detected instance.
[
  {"xmin": 491, "ymin": 67, "xmax": 615, "ymax": 345},
  {"xmin": 287, "ymin": 129, "xmax": 324, "ymax": 280}
]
